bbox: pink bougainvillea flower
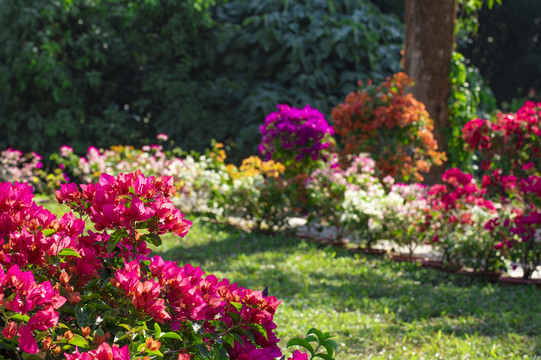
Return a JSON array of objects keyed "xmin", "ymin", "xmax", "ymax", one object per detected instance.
[
  {"xmin": 17, "ymin": 325, "xmax": 39, "ymax": 354},
  {"xmin": 288, "ymin": 350, "xmax": 309, "ymax": 360},
  {"xmin": 2, "ymin": 321, "xmax": 18, "ymax": 339}
]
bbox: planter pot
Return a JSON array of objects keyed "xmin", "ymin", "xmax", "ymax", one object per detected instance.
[{"xmin": 499, "ymin": 276, "xmax": 541, "ymax": 287}]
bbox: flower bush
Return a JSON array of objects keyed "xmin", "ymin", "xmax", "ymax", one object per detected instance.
[
  {"xmin": 0, "ymin": 172, "xmax": 327, "ymax": 359},
  {"xmin": 463, "ymin": 101, "xmax": 541, "ymax": 176},
  {"xmin": 259, "ymin": 104, "xmax": 335, "ymax": 176},
  {"xmin": 305, "ymin": 154, "xmax": 389, "ymax": 247},
  {"xmin": 0, "ymin": 148, "xmax": 43, "ymax": 185},
  {"xmin": 220, "ymin": 156, "xmax": 291, "ymax": 231},
  {"xmin": 379, "ymin": 183, "xmax": 429, "ymax": 256},
  {"xmin": 426, "ymin": 168, "xmax": 503, "ymax": 272},
  {"xmin": 50, "ymin": 139, "xmax": 232, "ymax": 215},
  {"xmin": 462, "ymin": 102, "xmax": 541, "ymax": 277},
  {"xmin": 482, "ymin": 173, "xmax": 541, "ymax": 278},
  {"xmin": 331, "ymin": 72, "xmax": 446, "ymax": 182}
]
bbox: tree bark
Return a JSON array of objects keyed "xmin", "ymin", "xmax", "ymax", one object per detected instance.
[{"xmin": 404, "ymin": 0, "xmax": 457, "ymax": 184}]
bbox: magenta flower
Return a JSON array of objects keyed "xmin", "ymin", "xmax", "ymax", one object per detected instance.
[{"xmin": 259, "ymin": 104, "xmax": 334, "ymax": 165}]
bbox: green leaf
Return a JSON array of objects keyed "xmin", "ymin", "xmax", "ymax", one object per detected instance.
[
  {"xmin": 21, "ymin": 354, "xmax": 43, "ymax": 360},
  {"xmin": 68, "ymin": 334, "xmax": 89, "ymax": 348},
  {"xmin": 154, "ymin": 323, "xmax": 162, "ymax": 339},
  {"xmin": 114, "ymin": 331, "xmax": 128, "ymax": 342},
  {"xmin": 324, "ymin": 339, "xmax": 338, "ymax": 353},
  {"xmin": 287, "ymin": 338, "xmax": 314, "ymax": 355},
  {"xmin": 117, "ymin": 324, "xmax": 131, "ymax": 332},
  {"xmin": 142, "ymin": 233, "xmax": 162, "ymax": 247},
  {"xmin": 107, "ymin": 229, "xmax": 127, "ymax": 253},
  {"xmin": 232, "ymin": 333, "xmax": 244, "ymax": 346},
  {"xmin": 41, "ymin": 228, "xmax": 56, "ymax": 236},
  {"xmin": 321, "ymin": 341, "xmax": 335, "ymax": 357},
  {"xmin": 58, "ymin": 248, "xmax": 81, "ymax": 258},
  {"xmin": 160, "ymin": 332, "xmax": 182, "ymax": 340},
  {"xmin": 10, "ymin": 313, "xmax": 30, "ymax": 322},
  {"xmin": 75, "ymin": 304, "xmax": 91, "ymax": 328},
  {"xmin": 228, "ymin": 312, "xmax": 241, "ymax": 325},
  {"xmin": 196, "ymin": 343, "xmax": 209, "ymax": 358},
  {"xmin": 218, "ymin": 347, "xmax": 229, "ymax": 360},
  {"xmin": 230, "ymin": 302, "xmax": 243, "ymax": 311},
  {"xmin": 146, "ymin": 350, "xmax": 164, "ymax": 357},
  {"xmin": 304, "ymin": 335, "xmax": 317, "ymax": 343},
  {"xmin": 307, "ymin": 328, "xmax": 327, "ymax": 341},
  {"xmin": 247, "ymin": 323, "xmax": 268, "ymax": 340}
]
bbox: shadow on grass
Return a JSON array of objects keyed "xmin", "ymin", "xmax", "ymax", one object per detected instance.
[{"xmin": 156, "ymin": 222, "xmax": 541, "ymax": 339}]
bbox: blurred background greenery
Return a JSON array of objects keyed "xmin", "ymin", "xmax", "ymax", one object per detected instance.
[{"xmin": 0, "ymin": 0, "xmax": 538, "ymax": 164}]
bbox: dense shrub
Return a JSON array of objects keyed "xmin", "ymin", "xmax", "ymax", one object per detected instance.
[
  {"xmin": 460, "ymin": 0, "xmax": 541, "ymax": 108},
  {"xmin": 0, "ymin": 0, "xmax": 156, "ymax": 154},
  {"xmin": 259, "ymin": 104, "xmax": 334, "ymax": 175},
  {"xmin": 0, "ymin": 0, "xmax": 403, "ymax": 162},
  {"xmin": 331, "ymin": 72, "xmax": 445, "ymax": 183}
]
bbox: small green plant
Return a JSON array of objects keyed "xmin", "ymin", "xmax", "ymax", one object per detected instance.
[{"xmin": 287, "ymin": 328, "xmax": 338, "ymax": 360}]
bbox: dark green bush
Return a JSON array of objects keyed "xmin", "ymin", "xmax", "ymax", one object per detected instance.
[
  {"xmin": 0, "ymin": 0, "xmax": 148, "ymax": 155},
  {"xmin": 460, "ymin": 0, "xmax": 541, "ymax": 108},
  {"xmin": 0, "ymin": 0, "xmax": 213, "ymax": 157},
  {"xmin": 0, "ymin": 0, "xmax": 403, "ymax": 162}
]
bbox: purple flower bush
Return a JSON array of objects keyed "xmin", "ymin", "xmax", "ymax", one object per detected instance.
[{"xmin": 259, "ymin": 105, "xmax": 334, "ymax": 174}]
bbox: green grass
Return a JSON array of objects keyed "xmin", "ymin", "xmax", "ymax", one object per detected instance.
[{"xmin": 43, "ymin": 203, "xmax": 541, "ymax": 360}]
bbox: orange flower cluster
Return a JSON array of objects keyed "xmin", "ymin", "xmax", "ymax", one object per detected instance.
[
  {"xmin": 208, "ymin": 142, "xmax": 227, "ymax": 163},
  {"xmin": 331, "ymin": 72, "xmax": 445, "ymax": 182}
]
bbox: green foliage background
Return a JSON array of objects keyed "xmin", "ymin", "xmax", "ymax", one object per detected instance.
[{"xmin": 0, "ymin": 0, "xmax": 403, "ymax": 162}]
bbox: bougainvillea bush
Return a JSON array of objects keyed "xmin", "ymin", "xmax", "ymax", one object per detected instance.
[
  {"xmin": 259, "ymin": 104, "xmax": 335, "ymax": 176},
  {"xmin": 482, "ymin": 172, "xmax": 541, "ymax": 279},
  {"xmin": 378, "ymin": 183, "xmax": 429, "ymax": 256},
  {"xmin": 0, "ymin": 172, "xmax": 331, "ymax": 359},
  {"xmin": 50, "ymin": 139, "xmax": 232, "ymax": 215},
  {"xmin": 304, "ymin": 154, "xmax": 387, "ymax": 245},
  {"xmin": 462, "ymin": 101, "xmax": 541, "ymax": 278},
  {"xmin": 426, "ymin": 168, "xmax": 504, "ymax": 272},
  {"xmin": 331, "ymin": 72, "xmax": 445, "ymax": 183},
  {"xmin": 463, "ymin": 101, "xmax": 541, "ymax": 177},
  {"xmin": 219, "ymin": 156, "xmax": 292, "ymax": 231},
  {"xmin": 0, "ymin": 148, "xmax": 43, "ymax": 185}
]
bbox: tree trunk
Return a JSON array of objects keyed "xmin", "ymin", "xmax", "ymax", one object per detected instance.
[{"xmin": 404, "ymin": 0, "xmax": 457, "ymax": 184}]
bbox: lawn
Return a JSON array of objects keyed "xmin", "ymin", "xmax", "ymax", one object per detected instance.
[{"xmin": 44, "ymin": 202, "xmax": 541, "ymax": 360}]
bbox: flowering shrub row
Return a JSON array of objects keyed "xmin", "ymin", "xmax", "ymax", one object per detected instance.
[
  {"xmin": 4, "ymin": 100, "xmax": 541, "ymax": 279},
  {"xmin": 0, "ymin": 172, "xmax": 332, "ymax": 358}
]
